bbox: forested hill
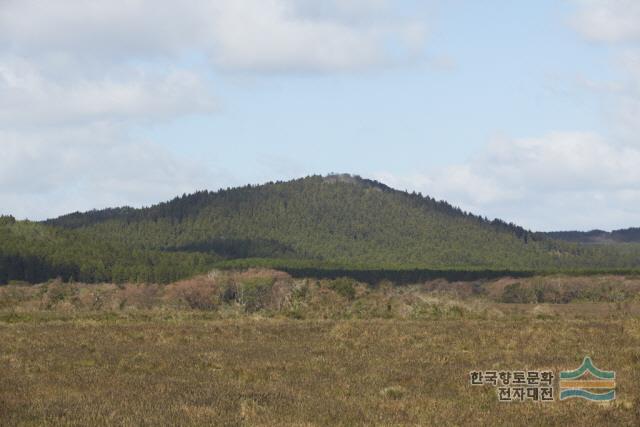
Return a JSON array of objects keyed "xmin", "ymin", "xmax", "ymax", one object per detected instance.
[
  {"xmin": 43, "ymin": 174, "xmax": 544, "ymax": 268},
  {"xmin": 545, "ymin": 228, "xmax": 640, "ymax": 244},
  {"xmin": 43, "ymin": 174, "xmax": 640, "ymax": 270},
  {"xmin": 3, "ymin": 174, "xmax": 640, "ymax": 284}
]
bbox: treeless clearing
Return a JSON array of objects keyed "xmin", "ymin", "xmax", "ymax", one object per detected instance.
[
  {"xmin": 2, "ymin": 272, "xmax": 640, "ymax": 425},
  {"xmin": 1, "ymin": 317, "xmax": 639, "ymax": 425}
]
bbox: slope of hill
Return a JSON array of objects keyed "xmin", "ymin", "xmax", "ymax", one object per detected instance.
[{"xmin": 44, "ymin": 175, "xmax": 640, "ymax": 270}]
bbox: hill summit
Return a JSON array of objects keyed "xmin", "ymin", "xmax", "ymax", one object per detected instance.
[{"xmin": 46, "ymin": 174, "xmax": 542, "ymax": 267}]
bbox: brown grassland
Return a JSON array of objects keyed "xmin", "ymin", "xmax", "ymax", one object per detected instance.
[{"xmin": 1, "ymin": 269, "xmax": 640, "ymax": 426}]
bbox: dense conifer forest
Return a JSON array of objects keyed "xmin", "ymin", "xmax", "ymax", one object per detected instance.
[{"xmin": 2, "ymin": 174, "xmax": 640, "ymax": 284}]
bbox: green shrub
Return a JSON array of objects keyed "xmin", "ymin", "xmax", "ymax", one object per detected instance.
[{"xmin": 328, "ymin": 277, "xmax": 357, "ymax": 300}]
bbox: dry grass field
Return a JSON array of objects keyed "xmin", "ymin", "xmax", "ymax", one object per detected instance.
[{"xmin": 2, "ymin": 270, "xmax": 640, "ymax": 426}]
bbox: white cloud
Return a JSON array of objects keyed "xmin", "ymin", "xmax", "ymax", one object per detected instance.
[
  {"xmin": 0, "ymin": 0, "xmax": 426, "ymax": 153},
  {"xmin": 571, "ymin": 0, "xmax": 640, "ymax": 43},
  {"xmin": 376, "ymin": 132, "xmax": 640, "ymax": 231},
  {"xmin": 0, "ymin": 1, "xmax": 204, "ymax": 58},
  {"xmin": 207, "ymin": 0, "xmax": 426, "ymax": 72},
  {"xmin": 208, "ymin": 2, "xmax": 382, "ymax": 72},
  {"xmin": 0, "ymin": 57, "xmax": 215, "ymax": 127},
  {"xmin": 570, "ymin": 2, "xmax": 640, "ymax": 144},
  {"xmin": 379, "ymin": 2, "xmax": 640, "ymax": 231},
  {"xmin": 0, "ymin": 125, "xmax": 232, "ymax": 220},
  {"xmin": 0, "ymin": 0, "xmax": 426, "ymax": 72},
  {"xmin": 1, "ymin": 1, "xmax": 429, "ymax": 219}
]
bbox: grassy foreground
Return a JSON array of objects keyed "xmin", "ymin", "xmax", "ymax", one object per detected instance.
[
  {"xmin": 2, "ymin": 319, "xmax": 640, "ymax": 425},
  {"xmin": 2, "ymin": 271, "xmax": 640, "ymax": 425}
]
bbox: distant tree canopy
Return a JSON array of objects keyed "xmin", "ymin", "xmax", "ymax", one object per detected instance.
[
  {"xmin": 545, "ymin": 228, "xmax": 640, "ymax": 244},
  {"xmin": 3, "ymin": 175, "xmax": 640, "ymax": 284},
  {"xmin": 0, "ymin": 221, "xmax": 216, "ymax": 284}
]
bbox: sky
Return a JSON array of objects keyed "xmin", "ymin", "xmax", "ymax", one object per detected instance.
[{"xmin": 2, "ymin": 0, "xmax": 640, "ymax": 231}]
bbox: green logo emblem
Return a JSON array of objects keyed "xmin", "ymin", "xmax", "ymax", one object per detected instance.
[{"xmin": 559, "ymin": 357, "xmax": 615, "ymax": 401}]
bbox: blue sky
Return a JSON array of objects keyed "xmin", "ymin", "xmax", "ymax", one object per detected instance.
[
  {"xmin": 146, "ymin": 1, "xmax": 610, "ymax": 173},
  {"xmin": 2, "ymin": 0, "xmax": 640, "ymax": 231}
]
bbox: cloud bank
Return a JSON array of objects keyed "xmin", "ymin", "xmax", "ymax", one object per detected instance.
[
  {"xmin": 378, "ymin": 1, "xmax": 640, "ymax": 231},
  {"xmin": 376, "ymin": 132, "xmax": 640, "ymax": 231},
  {"xmin": 0, "ymin": 0, "xmax": 426, "ymax": 220},
  {"xmin": 571, "ymin": 0, "xmax": 640, "ymax": 43}
]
